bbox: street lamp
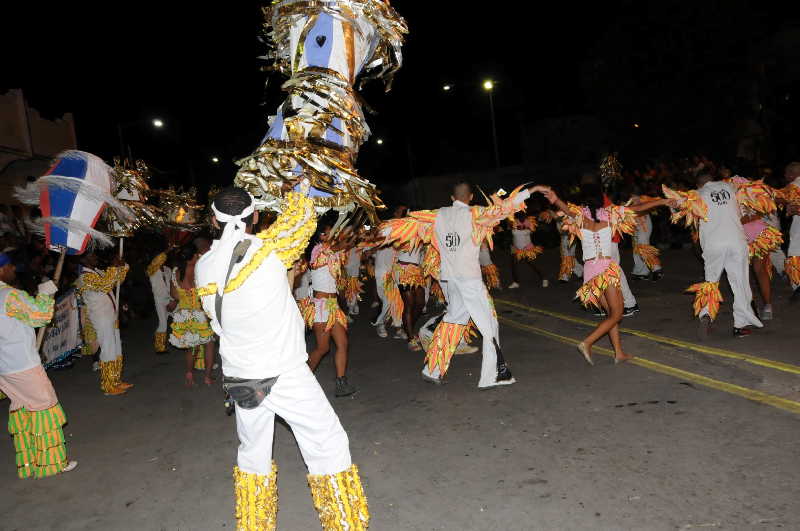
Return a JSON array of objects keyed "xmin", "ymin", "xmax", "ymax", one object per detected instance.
[
  {"xmin": 117, "ymin": 118, "xmax": 165, "ymax": 161},
  {"xmin": 483, "ymin": 79, "xmax": 499, "ymax": 168},
  {"xmin": 443, "ymin": 84, "xmax": 452, "ymax": 91},
  {"xmin": 211, "ymin": 156, "xmax": 220, "ymax": 163},
  {"xmin": 376, "ymin": 138, "xmax": 384, "ymax": 145}
]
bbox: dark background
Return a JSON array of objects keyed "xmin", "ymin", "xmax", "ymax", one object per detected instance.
[{"xmin": 5, "ymin": 1, "xmax": 800, "ymax": 192}]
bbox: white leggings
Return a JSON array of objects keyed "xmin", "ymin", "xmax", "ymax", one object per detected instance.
[{"xmin": 235, "ymin": 364, "xmax": 352, "ymax": 476}]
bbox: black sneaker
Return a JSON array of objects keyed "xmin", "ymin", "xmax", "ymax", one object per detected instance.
[
  {"xmin": 650, "ymin": 271, "xmax": 664, "ymax": 281},
  {"xmin": 733, "ymin": 327, "xmax": 752, "ymax": 338},
  {"xmin": 335, "ymin": 377, "xmax": 357, "ymax": 397},
  {"xmin": 697, "ymin": 315, "xmax": 711, "ymax": 341},
  {"xmin": 623, "ymin": 304, "xmax": 640, "ymax": 317}
]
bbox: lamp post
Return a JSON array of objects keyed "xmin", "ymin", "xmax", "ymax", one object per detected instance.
[{"xmin": 483, "ymin": 80, "xmax": 500, "ymax": 168}]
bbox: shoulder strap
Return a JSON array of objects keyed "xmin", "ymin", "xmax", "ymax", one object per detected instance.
[{"xmin": 214, "ymin": 240, "xmax": 252, "ymax": 327}]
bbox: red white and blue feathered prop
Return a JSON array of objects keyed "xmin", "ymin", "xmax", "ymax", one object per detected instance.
[{"xmin": 15, "ymin": 150, "xmax": 132, "ymax": 254}]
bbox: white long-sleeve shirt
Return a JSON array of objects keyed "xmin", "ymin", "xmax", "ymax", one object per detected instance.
[{"xmin": 196, "ymin": 234, "xmax": 307, "ymax": 379}]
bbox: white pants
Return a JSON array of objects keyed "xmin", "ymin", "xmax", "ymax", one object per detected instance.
[
  {"xmin": 632, "ymin": 226, "xmax": 662, "ymax": 276},
  {"xmin": 700, "ymin": 243, "xmax": 763, "ymax": 329},
  {"xmin": 374, "ymin": 268, "xmax": 401, "ymax": 327},
  {"xmin": 789, "ymin": 216, "xmax": 800, "ymax": 289},
  {"xmin": 154, "ymin": 298, "xmax": 170, "ymax": 333},
  {"xmin": 421, "ymin": 278, "xmax": 501, "ymax": 388},
  {"xmin": 610, "ymin": 244, "xmax": 637, "ymax": 308},
  {"xmin": 235, "ymin": 364, "xmax": 352, "ymax": 476},
  {"xmin": 89, "ymin": 308, "xmax": 122, "ymax": 362}
]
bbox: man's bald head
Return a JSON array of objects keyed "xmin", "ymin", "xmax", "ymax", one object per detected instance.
[{"xmin": 452, "ymin": 182, "xmax": 473, "ymax": 204}]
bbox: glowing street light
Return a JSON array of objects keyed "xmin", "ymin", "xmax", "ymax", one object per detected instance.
[
  {"xmin": 443, "ymin": 84, "xmax": 452, "ymax": 91},
  {"xmin": 152, "ymin": 118, "xmax": 164, "ymax": 128},
  {"xmin": 211, "ymin": 157, "xmax": 220, "ymax": 163},
  {"xmin": 483, "ymin": 80, "xmax": 494, "ymax": 91},
  {"xmin": 633, "ymin": 123, "xmax": 640, "ymax": 128},
  {"xmin": 376, "ymin": 138, "xmax": 384, "ymax": 145}
]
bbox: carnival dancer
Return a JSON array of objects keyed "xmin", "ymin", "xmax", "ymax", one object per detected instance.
[
  {"xmin": 381, "ymin": 182, "xmax": 538, "ymax": 388},
  {"xmin": 479, "ymin": 241, "xmax": 501, "ymax": 290},
  {"xmin": 168, "ymin": 246, "xmax": 215, "ymax": 387},
  {"xmin": 730, "ymin": 176, "xmax": 783, "ymax": 320},
  {"xmin": 76, "ymin": 252, "xmax": 132, "ymax": 395},
  {"xmin": 778, "ymin": 162, "xmax": 800, "ymax": 301},
  {"xmin": 630, "ymin": 195, "xmax": 664, "ymax": 281},
  {"xmin": 0, "ymin": 253, "xmax": 78, "ymax": 478},
  {"xmin": 371, "ymin": 206, "xmax": 408, "ymax": 339},
  {"xmin": 508, "ymin": 212, "xmax": 545, "ymax": 289},
  {"xmin": 394, "ymin": 244, "xmax": 426, "ymax": 351},
  {"xmin": 146, "ymin": 245, "xmax": 174, "ymax": 353},
  {"xmin": 664, "ymin": 174, "xmax": 764, "ymax": 337},
  {"xmin": 556, "ymin": 217, "xmax": 583, "ymax": 283},
  {"xmin": 195, "ymin": 186, "xmax": 368, "ymax": 531},
  {"xmin": 537, "ymin": 186, "xmax": 670, "ymax": 364},
  {"xmin": 341, "ymin": 246, "xmax": 363, "ymax": 317},
  {"xmin": 306, "ymin": 221, "xmax": 357, "ymax": 398}
]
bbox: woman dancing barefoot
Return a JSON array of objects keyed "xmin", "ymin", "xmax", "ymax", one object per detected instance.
[{"xmin": 534, "ymin": 184, "xmax": 671, "ymax": 365}]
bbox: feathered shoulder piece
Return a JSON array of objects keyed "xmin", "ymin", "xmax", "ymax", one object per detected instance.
[
  {"xmin": 473, "ymin": 184, "xmax": 529, "ymax": 248},
  {"xmin": 662, "ymin": 185, "xmax": 708, "ymax": 229},
  {"xmin": 725, "ymin": 176, "xmax": 777, "ymax": 215},
  {"xmin": 556, "ymin": 203, "xmax": 585, "ymax": 244},
  {"xmin": 380, "ymin": 210, "xmax": 437, "ymax": 252},
  {"xmin": 607, "ymin": 205, "xmax": 637, "ymax": 238}
]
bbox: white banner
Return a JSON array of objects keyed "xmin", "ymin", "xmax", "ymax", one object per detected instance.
[{"xmin": 41, "ymin": 289, "xmax": 82, "ymax": 367}]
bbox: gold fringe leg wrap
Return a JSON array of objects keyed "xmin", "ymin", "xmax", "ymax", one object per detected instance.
[
  {"xmin": 481, "ymin": 264, "xmax": 500, "ymax": 289},
  {"xmin": 299, "ymin": 298, "xmax": 315, "ymax": 329},
  {"xmin": 686, "ymin": 281, "xmax": 723, "ymax": 321},
  {"xmin": 785, "ymin": 256, "xmax": 800, "ymax": 285},
  {"xmin": 323, "ymin": 298, "xmax": 348, "ymax": 332},
  {"xmin": 193, "ymin": 346, "xmax": 206, "ymax": 370},
  {"xmin": 425, "ymin": 322, "xmax": 468, "ymax": 378},
  {"xmin": 576, "ymin": 262, "xmax": 622, "ymax": 309},
  {"xmin": 9, "ymin": 408, "xmax": 34, "ymax": 479},
  {"xmin": 154, "ymin": 331, "xmax": 168, "ymax": 353},
  {"xmin": 634, "ymin": 244, "xmax": 662, "ymax": 270},
  {"xmin": 30, "ymin": 404, "xmax": 68, "ymax": 478},
  {"xmin": 558, "ymin": 256, "xmax": 575, "ymax": 281},
  {"xmin": 234, "ymin": 463, "xmax": 278, "ymax": 531},
  {"xmin": 749, "ymin": 226, "xmax": 783, "ymax": 259},
  {"xmin": 308, "ymin": 464, "xmax": 369, "ymax": 531},
  {"xmin": 99, "ymin": 361, "xmax": 117, "ymax": 393}
]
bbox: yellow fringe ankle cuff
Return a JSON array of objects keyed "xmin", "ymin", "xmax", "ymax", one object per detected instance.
[
  {"xmin": 558, "ymin": 256, "xmax": 576, "ymax": 281},
  {"xmin": 634, "ymin": 244, "xmax": 662, "ymax": 270},
  {"xmin": 686, "ymin": 281, "xmax": 723, "ymax": 321},
  {"xmin": 786, "ymin": 256, "xmax": 800, "ymax": 285},
  {"xmin": 234, "ymin": 463, "xmax": 278, "ymax": 531},
  {"xmin": 481, "ymin": 264, "xmax": 500, "ymax": 289},
  {"xmin": 425, "ymin": 321, "xmax": 468, "ymax": 378},
  {"xmin": 154, "ymin": 331, "xmax": 168, "ymax": 352},
  {"xmin": 308, "ymin": 464, "xmax": 369, "ymax": 531}
]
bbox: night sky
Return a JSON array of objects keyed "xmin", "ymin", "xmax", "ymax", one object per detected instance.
[{"xmin": 5, "ymin": 1, "xmax": 799, "ymax": 192}]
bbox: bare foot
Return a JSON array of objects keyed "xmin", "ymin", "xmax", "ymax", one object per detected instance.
[
  {"xmin": 577, "ymin": 342, "xmax": 593, "ymax": 366},
  {"xmin": 185, "ymin": 372, "xmax": 195, "ymax": 388},
  {"xmin": 614, "ymin": 352, "xmax": 635, "ymax": 365}
]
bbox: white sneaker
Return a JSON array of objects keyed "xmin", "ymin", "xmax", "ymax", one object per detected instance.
[
  {"xmin": 63, "ymin": 460, "xmax": 78, "ymax": 473},
  {"xmin": 542, "ymin": 279, "xmax": 549, "ymax": 288},
  {"xmin": 351, "ymin": 305, "xmax": 359, "ymax": 316},
  {"xmin": 394, "ymin": 329, "xmax": 408, "ymax": 340},
  {"xmin": 508, "ymin": 282, "xmax": 520, "ymax": 289},
  {"xmin": 376, "ymin": 324, "xmax": 388, "ymax": 338},
  {"xmin": 92, "ymin": 361, "xmax": 99, "ymax": 372},
  {"xmin": 761, "ymin": 305, "xmax": 773, "ymax": 321},
  {"xmin": 479, "ymin": 377, "xmax": 517, "ymax": 389}
]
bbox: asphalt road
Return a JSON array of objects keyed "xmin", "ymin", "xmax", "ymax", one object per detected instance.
[{"xmin": 2, "ymin": 249, "xmax": 799, "ymax": 530}]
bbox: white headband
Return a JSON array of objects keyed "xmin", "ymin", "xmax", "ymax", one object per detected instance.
[{"xmin": 209, "ymin": 195, "xmax": 255, "ymax": 295}]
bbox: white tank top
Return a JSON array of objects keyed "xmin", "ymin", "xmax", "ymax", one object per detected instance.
[
  {"xmin": 512, "ymin": 229, "xmax": 531, "ymax": 249},
  {"xmin": 580, "ymin": 226, "xmax": 613, "ymax": 260},
  {"xmin": 479, "ymin": 243, "xmax": 492, "ymax": 266},
  {"xmin": 398, "ymin": 248, "xmax": 421, "ymax": 264},
  {"xmin": 310, "ymin": 265, "xmax": 337, "ymax": 294},
  {"xmin": 344, "ymin": 248, "xmax": 361, "ymax": 276}
]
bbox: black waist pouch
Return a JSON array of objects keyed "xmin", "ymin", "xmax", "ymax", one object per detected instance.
[{"xmin": 222, "ymin": 375, "xmax": 279, "ymax": 410}]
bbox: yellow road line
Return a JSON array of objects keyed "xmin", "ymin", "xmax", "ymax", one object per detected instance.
[
  {"xmin": 496, "ymin": 297, "xmax": 800, "ymax": 376},
  {"xmin": 499, "ymin": 316, "xmax": 800, "ymax": 415}
]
